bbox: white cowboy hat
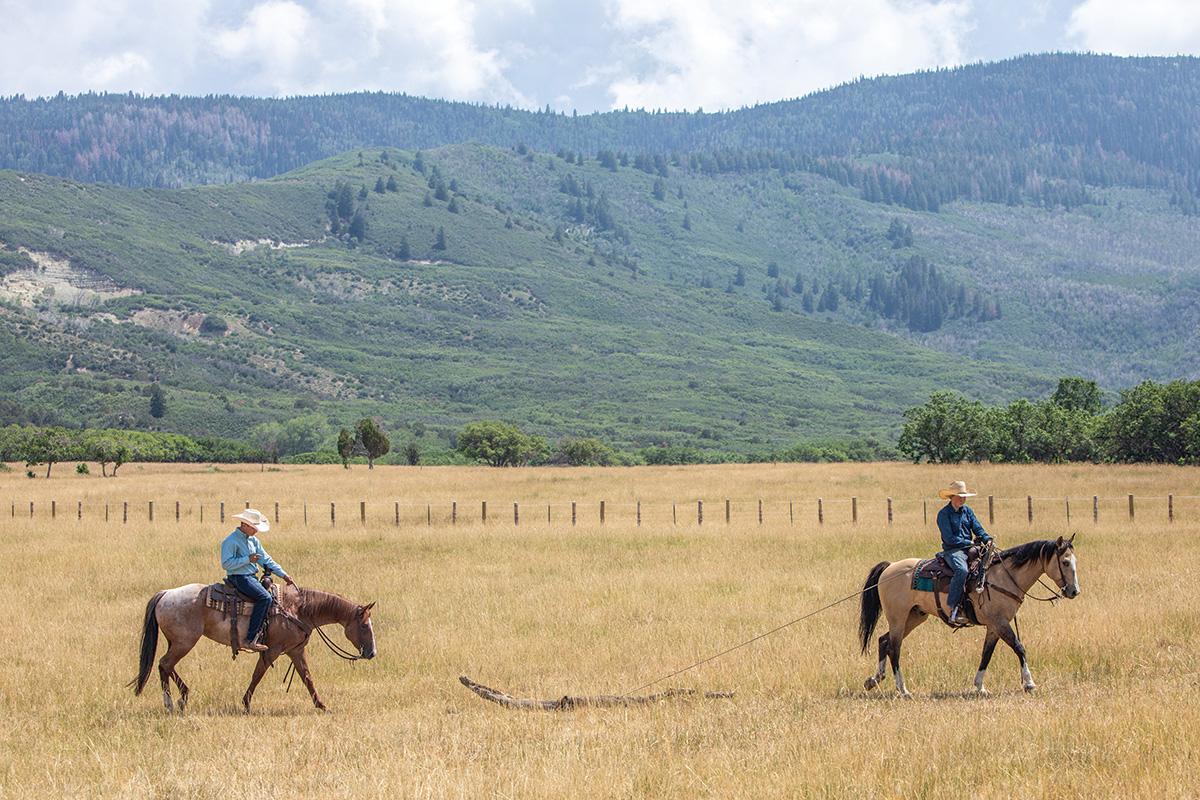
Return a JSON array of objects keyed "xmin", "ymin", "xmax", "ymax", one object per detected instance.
[
  {"xmin": 938, "ymin": 480, "xmax": 978, "ymax": 499},
  {"xmin": 232, "ymin": 508, "xmax": 270, "ymax": 533}
]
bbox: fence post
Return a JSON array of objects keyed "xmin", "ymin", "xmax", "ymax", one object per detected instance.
[
  {"xmin": 452, "ymin": 501, "xmax": 457, "ymax": 525},
  {"xmin": 514, "ymin": 502, "xmax": 519, "ymax": 525},
  {"xmin": 1027, "ymin": 495, "xmax": 1033, "ymax": 524},
  {"xmin": 726, "ymin": 499, "xmax": 731, "ymax": 524},
  {"xmin": 1093, "ymin": 495, "xmax": 1098, "ymax": 523},
  {"xmin": 637, "ymin": 501, "xmax": 642, "ymax": 526},
  {"xmin": 818, "ymin": 498, "xmax": 824, "ymax": 524},
  {"xmin": 600, "ymin": 500, "xmax": 605, "ymax": 523},
  {"xmin": 1129, "ymin": 494, "xmax": 1135, "ymax": 520},
  {"xmin": 887, "ymin": 497, "xmax": 893, "ymax": 525},
  {"xmin": 673, "ymin": 503, "xmax": 676, "ymax": 524},
  {"xmin": 482, "ymin": 501, "xmax": 487, "ymax": 523},
  {"xmin": 221, "ymin": 502, "xmax": 225, "ymax": 524},
  {"xmin": 1066, "ymin": 497, "xmax": 1070, "ymax": 525},
  {"xmin": 52, "ymin": 501, "xmax": 56, "ymax": 519},
  {"xmin": 758, "ymin": 500, "xmax": 763, "ymax": 525},
  {"xmin": 302, "ymin": 502, "xmax": 306, "ymax": 526},
  {"xmin": 698, "ymin": 500, "xmax": 703, "ymax": 525},
  {"xmin": 331, "ymin": 502, "xmax": 335, "ymax": 527},
  {"xmin": 123, "ymin": 501, "xmax": 128, "ymax": 523},
  {"xmin": 78, "ymin": 501, "xmax": 82, "ymax": 520},
  {"xmin": 571, "ymin": 502, "xmax": 576, "ymax": 525},
  {"xmin": 988, "ymin": 495, "xmax": 994, "ymax": 525},
  {"xmin": 176, "ymin": 501, "xmax": 181, "ymax": 522},
  {"xmin": 148, "ymin": 501, "xmax": 152, "ymax": 522},
  {"xmin": 429, "ymin": 503, "xmax": 432, "ymax": 525},
  {"xmin": 1169, "ymin": 494, "xmax": 1174, "ymax": 523},
  {"xmin": 790, "ymin": 501, "xmax": 794, "ymax": 524},
  {"xmin": 396, "ymin": 502, "xmax": 400, "ymax": 526},
  {"xmin": 360, "ymin": 501, "xmax": 366, "ymax": 524},
  {"xmin": 274, "ymin": 502, "xmax": 279, "ymax": 524},
  {"xmin": 923, "ymin": 498, "xmax": 927, "ymax": 525},
  {"xmin": 852, "ymin": 496, "xmax": 857, "ymax": 523}
]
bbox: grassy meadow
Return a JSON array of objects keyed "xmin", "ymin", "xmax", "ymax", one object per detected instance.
[{"xmin": 1, "ymin": 461, "xmax": 1197, "ymax": 798}]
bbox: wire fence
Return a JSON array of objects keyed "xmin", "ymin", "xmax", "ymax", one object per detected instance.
[{"xmin": 3, "ymin": 494, "xmax": 1195, "ymax": 528}]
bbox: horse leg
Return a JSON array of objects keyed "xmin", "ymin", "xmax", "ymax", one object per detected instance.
[
  {"xmin": 889, "ymin": 608, "xmax": 927, "ymax": 699},
  {"xmin": 995, "ymin": 620, "xmax": 1035, "ymax": 692},
  {"xmin": 286, "ymin": 648, "xmax": 328, "ymax": 711},
  {"xmin": 865, "ymin": 632, "xmax": 891, "ymax": 690},
  {"xmin": 156, "ymin": 638, "xmax": 197, "ymax": 712},
  {"xmin": 974, "ymin": 630, "xmax": 1001, "ymax": 695},
  {"xmin": 242, "ymin": 654, "xmax": 275, "ymax": 712}
]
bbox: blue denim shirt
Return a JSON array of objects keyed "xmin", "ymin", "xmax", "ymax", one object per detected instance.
[
  {"xmin": 936, "ymin": 502, "xmax": 991, "ymax": 551},
  {"xmin": 221, "ymin": 529, "xmax": 289, "ymax": 579}
]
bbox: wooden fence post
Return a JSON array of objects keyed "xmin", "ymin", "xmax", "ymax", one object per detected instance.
[
  {"xmin": 698, "ymin": 500, "xmax": 703, "ymax": 525},
  {"xmin": 726, "ymin": 499, "xmax": 731, "ymax": 524},
  {"xmin": 1169, "ymin": 494, "xmax": 1174, "ymax": 523},
  {"xmin": 78, "ymin": 501, "xmax": 82, "ymax": 520},
  {"xmin": 331, "ymin": 502, "xmax": 335, "ymax": 527},
  {"xmin": 600, "ymin": 500, "xmax": 605, "ymax": 523},
  {"xmin": 123, "ymin": 501, "xmax": 128, "ymax": 523},
  {"xmin": 1027, "ymin": 495, "xmax": 1033, "ymax": 524},
  {"xmin": 482, "ymin": 501, "xmax": 487, "ymax": 523},
  {"xmin": 176, "ymin": 501, "xmax": 181, "ymax": 522},
  {"xmin": 220, "ymin": 502, "xmax": 225, "ymax": 524},
  {"xmin": 52, "ymin": 500, "xmax": 56, "ymax": 519},
  {"xmin": 148, "ymin": 501, "xmax": 152, "ymax": 522},
  {"xmin": 758, "ymin": 499, "xmax": 763, "ymax": 525},
  {"xmin": 852, "ymin": 496, "xmax": 857, "ymax": 523},
  {"xmin": 360, "ymin": 501, "xmax": 366, "ymax": 524},
  {"xmin": 887, "ymin": 497, "xmax": 893, "ymax": 525},
  {"xmin": 452, "ymin": 501, "xmax": 457, "ymax": 525},
  {"xmin": 571, "ymin": 501, "xmax": 576, "ymax": 525},
  {"xmin": 274, "ymin": 502, "xmax": 279, "ymax": 524},
  {"xmin": 1129, "ymin": 494, "xmax": 1135, "ymax": 520},
  {"xmin": 1093, "ymin": 495, "xmax": 1098, "ymax": 523},
  {"xmin": 514, "ymin": 502, "xmax": 519, "ymax": 525},
  {"xmin": 818, "ymin": 498, "xmax": 824, "ymax": 525},
  {"xmin": 637, "ymin": 502, "xmax": 641, "ymax": 527},
  {"xmin": 988, "ymin": 495, "xmax": 994, "ymax": 525}
]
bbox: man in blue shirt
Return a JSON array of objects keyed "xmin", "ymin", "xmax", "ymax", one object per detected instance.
[
  {"xmin": 936, "ymin": 480, "xmax": 992, "ymax": 626},
  {"xmin": 221, "ymin": 509, "xmax": 295, "ymax": 651}
]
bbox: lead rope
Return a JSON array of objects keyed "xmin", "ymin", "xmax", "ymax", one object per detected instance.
[{"xmin": 620, "ymin": 567, "xmax": 910, "ymax": 698}]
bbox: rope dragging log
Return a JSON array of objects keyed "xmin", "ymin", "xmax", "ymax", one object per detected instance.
[{"xmin": 459, "ymin": 676, "xmax": 734, "ymax": 711}]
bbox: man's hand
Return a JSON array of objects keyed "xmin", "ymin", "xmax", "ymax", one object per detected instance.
[
  {"xmin": 249, "ymin": 553, "xmax": 260, "ymax": 563},
  {"xmin": 285, "ymin": 575, "xmax": 295, "ymax": 587}
]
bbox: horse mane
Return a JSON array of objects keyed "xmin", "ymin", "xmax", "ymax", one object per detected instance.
[
  {"xmin": 294, "ymin": 587, "xmax": 357, "ymax": 620},
  {"xmin": 1000, "ymin": 540, "xmax": 1059, "ymax": 569}
]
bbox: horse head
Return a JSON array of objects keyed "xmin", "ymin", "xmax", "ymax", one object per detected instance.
[
  {"xmin": 343, "ymin": 601, "xmax": 376, "ymax": 659},
  {"xmin": 1052, "ymin": 535, "xmax": 1081, "ymax": 599}
]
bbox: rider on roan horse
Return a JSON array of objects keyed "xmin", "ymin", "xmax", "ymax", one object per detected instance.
[
  {"xmin": 936, "ymin": 480, "xmax": 992, "ymax": 625},
  {"xmin": 221, "ymin": 509, "xmax": 295, "ymax": 651}
]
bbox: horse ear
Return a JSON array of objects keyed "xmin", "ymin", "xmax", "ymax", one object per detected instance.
[
  {"xmin": 1055, "ymin": 535, "xmax": 1068, "ymax": 553},
  {"xmin": 1067, "ymin": 534, "xmax": 1075, "ymax": 546},
  {"xmin": 360, "ymin": 602, "xmax": 376, "ymax": 614}
]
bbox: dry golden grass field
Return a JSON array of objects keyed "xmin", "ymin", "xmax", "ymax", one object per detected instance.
[{"xmin": 1, "ymin": 461, "xmax": 1198, "ymax": 798}]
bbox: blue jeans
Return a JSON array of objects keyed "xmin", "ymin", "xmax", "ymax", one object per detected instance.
[
  {"xmin": 228, "ymin": 574, "xmax": 271, "ymax": 642},
  {"xmin": 942, "ymin": 548, "xmax": 969, "ymax": 610}
]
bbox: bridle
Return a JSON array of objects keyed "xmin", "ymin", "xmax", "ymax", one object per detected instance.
[{"xmin": 987, "ymin": 541, "xmax": 1072, "ymax": 605}]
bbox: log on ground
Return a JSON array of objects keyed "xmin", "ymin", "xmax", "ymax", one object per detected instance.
[{"xmin": 459, "ymin": 676, "xmax": 734, "ymax": 710}]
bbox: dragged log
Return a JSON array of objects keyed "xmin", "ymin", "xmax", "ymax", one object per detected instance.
[{"xmin": 459, "ymin": 676, "xmax": 734, "ymax": 710}]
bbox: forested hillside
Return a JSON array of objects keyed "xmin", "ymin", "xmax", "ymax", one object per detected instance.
[{"xmin": 1, "ymin": 53, "xmax": 1199, "ymax": 459}]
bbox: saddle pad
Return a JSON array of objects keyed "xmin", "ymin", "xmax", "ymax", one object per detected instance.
[{"xmin": 203, "ymin": 582, "xmax": 281, "ymax": 616}]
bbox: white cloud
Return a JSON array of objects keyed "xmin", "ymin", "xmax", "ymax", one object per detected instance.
[
  {"xmin": 603, "ymin": 0, "xmax": 973, "ymax": 111},
  {"xmin": 1067, "ymin": 0, "xmax": 1200, "ymax": 54}
]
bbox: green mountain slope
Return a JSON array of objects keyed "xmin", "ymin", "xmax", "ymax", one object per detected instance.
[{"xmin": 0, "ymin": 147, "xmax": 1058, "ymax": 453}]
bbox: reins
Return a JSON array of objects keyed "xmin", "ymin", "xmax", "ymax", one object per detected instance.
[
  {"xmin": 620, "ymin": 566, "xmax": 911, "ymax": 698},
  {"xmin": 272, "ymin": 598, "xmax": 363, "ymax": 693}
]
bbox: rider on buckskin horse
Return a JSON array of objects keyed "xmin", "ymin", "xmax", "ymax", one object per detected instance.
[
  {"xmin": 221, "ymin": 509, "xmax": 295, "ymax": 652},
  {"xmin": 936, "ymin": 480, "xmax": 992, "ymax": 626}
]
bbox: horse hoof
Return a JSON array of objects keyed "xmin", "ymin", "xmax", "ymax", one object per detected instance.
[
  {"xmin": 899, "ymin": 691, "xmax": 914, "ymax": 700},
  {"xmin": 1023, "ymin": 684, "xmax": 1037, "ymax": 694},
  {"xmin": 864, "ymin": 677, "xmax": 878, "ymax": 690},
  {"xmin": 975, "ymin": 688, "xmax": 990, "ymax": 697}
]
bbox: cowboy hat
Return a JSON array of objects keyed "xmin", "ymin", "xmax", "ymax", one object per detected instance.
[
  {"xmin": 938, "ymin": 480, "xmax": 978, "ymax": 499},
  {"xmin": 232, "ymin": 508, "xmax": 270, "ymax": 533}
]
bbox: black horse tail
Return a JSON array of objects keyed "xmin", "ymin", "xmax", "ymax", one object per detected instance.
[
  {"xmin": 858, "ymin": 561, "xmax": 890, "ymax": 654},
  {"xmin": 129, "ymin": 590, "xmax": 166, "ymax": 695}
]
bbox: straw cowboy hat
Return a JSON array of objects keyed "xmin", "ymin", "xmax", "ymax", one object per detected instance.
[
  {"xmin": 938, "ymin": 480, "xmax": 978, "ymax": 500},
  {"xmin": 232, "ymin": 508, "xmax": 270, "ymax": 533}
]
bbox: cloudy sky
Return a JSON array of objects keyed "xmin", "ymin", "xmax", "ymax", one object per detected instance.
[{"xmin": 3, "ymin": 0, "xmax": 1200, "ymax": 114}]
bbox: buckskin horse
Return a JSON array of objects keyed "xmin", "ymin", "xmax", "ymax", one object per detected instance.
[
  {"xmin": 131, "ymin": 582, "xmax": 375, "ymax": 711},
  {"xmin": 858, "ymin": 536, "xmax": 1079, "ymax": 697}
]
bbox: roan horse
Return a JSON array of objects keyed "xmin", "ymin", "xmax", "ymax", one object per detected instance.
[
  {"xmin": 131, "ymin": 582, "xmax": 375, "ymax": 711},
  {"xmin": 858, "ymin": 536, "xmax": 1079, "ymax": 697}
]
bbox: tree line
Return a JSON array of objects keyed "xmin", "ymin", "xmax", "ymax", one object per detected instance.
[{"xmin": 898, "ymin": 377, "xmax": 1200, "ymax": 464}]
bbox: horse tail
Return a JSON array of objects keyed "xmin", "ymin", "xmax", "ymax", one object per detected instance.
[
  {"xmin": 130, "ymin": 590, "xmax": 166, "ymax": 695},
  {"xmin": 858, "ymin": 561, "xmax": 890, "ymax": 654}
]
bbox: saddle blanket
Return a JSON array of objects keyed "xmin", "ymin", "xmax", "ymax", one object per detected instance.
[
  {"xmin": 203, "ymin": 581, "xmax": 282, "ymax": 617},
  {"xmin": 912, "ymin": 548, "xmax": 981, "ymax": 594}
]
